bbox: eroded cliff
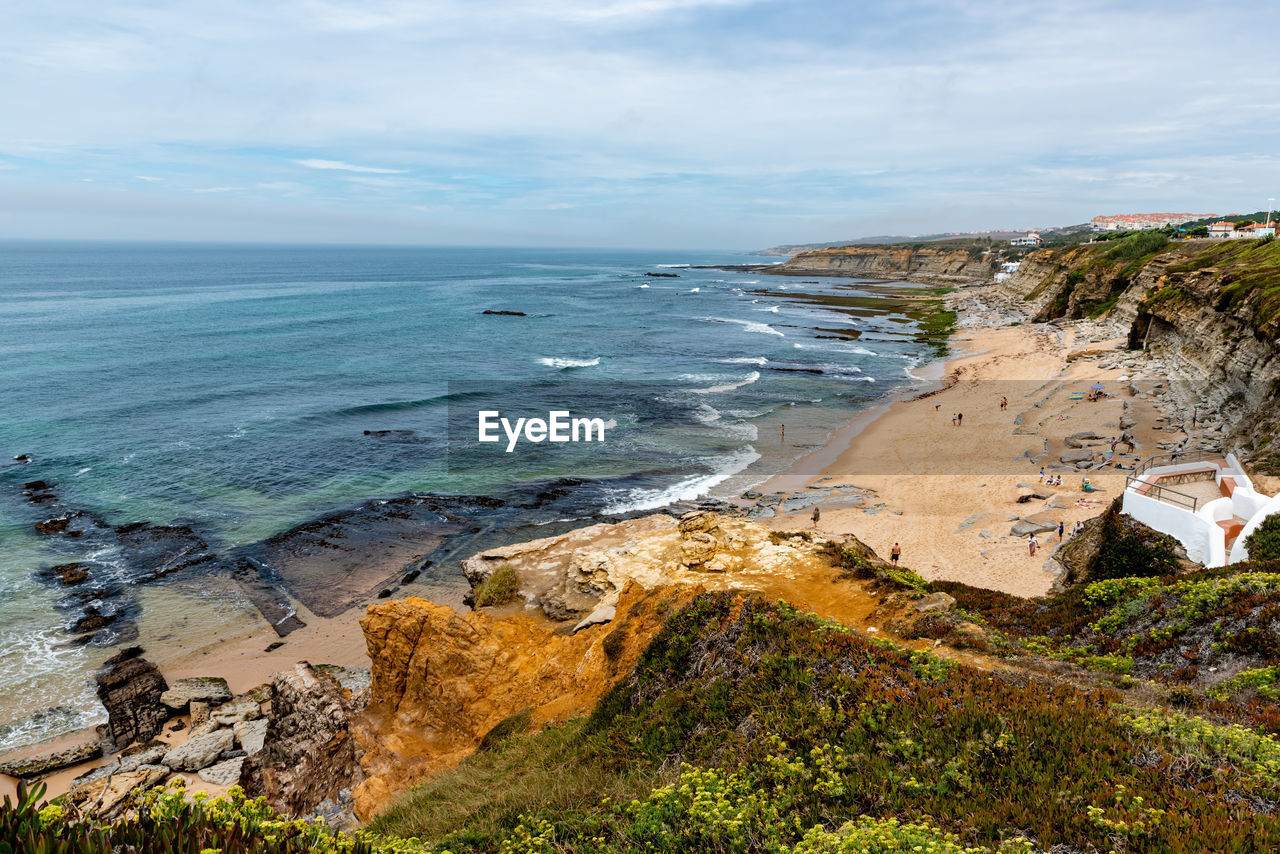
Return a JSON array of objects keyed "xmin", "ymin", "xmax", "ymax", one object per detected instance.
[
  {"xmin": 768, "ymin": 244, "xmax": 996, "ymax": 283},
  {"xmin": 999, "ymin": 235, "xmax": 1280, "ymax": 468}
]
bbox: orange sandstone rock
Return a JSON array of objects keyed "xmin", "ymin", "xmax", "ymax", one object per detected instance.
[{"xmin": 351, "ymin": 581, "xmax": 686, "ymax": 819}]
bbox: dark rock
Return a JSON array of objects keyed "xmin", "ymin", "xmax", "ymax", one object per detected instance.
[
  {"xmin": 265, "ymin": 641, "xmax": 285, "ymax": 652},
  {"xmin": 481, "ymin": 309, "xmax": 527, "ymax": 316},
  {"xmin": 241, "ymin": 662, "xmax": 365, "ymax": 818},
  {"xmin": 50, "ymin": 562, "xmax": 91, "ymax": 585},
  {"xmin": 73, "ymin": 608, "xmax": 115, "ymax": 634},
  {"xmin": 169, "ymin": 719, "xmax": 187, "ymax": 732},
  {"xmin": 644, "ymin": 272, "xmax": 679, "ymax": 277},
  {"xmin": 401, "ymin": 569, "xmax": 420, "ymax": 584},
  {"xmin": 13, "ymin": 453, "xmax": 31, "ymax": 462},
  {"xmin": 95, "ymin": 647, "xmax": 169, "ymax": 749},
  {"xmin": 218, "ymin": 748, "xmax": 248, "ymax": 761},
  {"xmin": 376, "ymin": 588, "xmax": 392, "ymax": 599},
  {"xmin": 23, "ymin": 480, "xmax": 52, "ymax": 492},
  {"xmin": 35, "ymin": 516, "xmax": 71, "ymax": 535}
]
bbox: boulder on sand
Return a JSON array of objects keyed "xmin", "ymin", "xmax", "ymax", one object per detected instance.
[
  {"xmin": 1060, "ymin": 449, "xmax": 1093, "ymax": 464},
  {"xmin": 161, "ymin": 676, "xmax": 232, "ymax": 712},
  {"xmin": 162, "ymin": 728, "xmax": 235, "ymax": 771},
  {"xmin": 198, "ymin": 756, "xmax": 246, "ymax": 787},
  {"xmin": 1011, "ymin": 518, "xmax": 1058, "ymax": 537},
  {"xmin": 95, "ymin": 647, "xmax": 169, "ymax": 749}
]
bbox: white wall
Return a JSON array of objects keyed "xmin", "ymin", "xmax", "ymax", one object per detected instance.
[
  {"xmin": 1229, "ymin": 494, "xmax": 1280, "ymax": 564},
  {"xmin": 1123, "ymin": 490, "xmax": 1222, "ymax": 565}
]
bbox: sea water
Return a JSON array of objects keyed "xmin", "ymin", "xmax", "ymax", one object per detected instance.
[{"xmin": 0, "ymin": 242, "xmax": 938, "ymax": 747}]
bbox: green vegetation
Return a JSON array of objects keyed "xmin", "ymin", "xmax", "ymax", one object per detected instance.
[
  {"xmin": 834, "ymin": 546, "xmax": 929, "ymax": 591},
  {"xmin": 0, "ymin": 781, "xmax": 423, "ymax": 854},
  {"xmin": 1089, "ymin": 502, "xmax": 1180, "ymax": 580},
  {"xmin": 1244, "ymin": 514, "xmax": 1280, "ymax": 563},
  {"xmin": 472, "ymin": 564, "xmax": 520, "ymax": 608},
  {"xmin": 360, "ymin": 594, "xmax": 1280, "ymax": 852}
]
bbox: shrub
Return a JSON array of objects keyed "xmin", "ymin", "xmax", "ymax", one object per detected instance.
[
  {"xmin": 1245, "ymin": 514, "xmax": 1280, "ymax": 562},
  {"xmin": 473, "ymin": 564, "xmax": 520, "ymax": 607}
]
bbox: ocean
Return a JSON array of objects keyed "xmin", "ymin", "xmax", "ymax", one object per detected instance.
[{"xmin": 0, "ymin": 242, "xmax": 944, "ymax": 750}]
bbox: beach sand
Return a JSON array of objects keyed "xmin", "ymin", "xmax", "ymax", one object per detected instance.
[{"xmin": 759, "ymin": 314, "xmax": 1173, "ymax": 598}]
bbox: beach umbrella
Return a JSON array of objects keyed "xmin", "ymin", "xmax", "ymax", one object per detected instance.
[{"xmin": 1090, "ymin": 383, "xmax": 1105, "ymax": 390}]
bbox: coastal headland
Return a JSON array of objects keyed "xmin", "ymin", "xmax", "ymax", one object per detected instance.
[{"xmin": 9, "ymin": 236, "xmax": 1280, "ymax": 844}]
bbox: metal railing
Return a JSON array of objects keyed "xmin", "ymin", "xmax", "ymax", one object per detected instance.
[{"xmin": 1124, "ymin": 447, "xmax": 1225, "ymax": 513}]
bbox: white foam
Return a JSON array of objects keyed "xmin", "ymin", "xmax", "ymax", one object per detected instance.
[
  {"xmin": 717, "ymin": 357, "xmax": 768, "ymax": 366},
  {"xmin": 76, "ymin": 467, "xmax": 92, "ymax": 474},
  {"xmin": 537, "ymin": 357, "xmax": 601, "ymax": 369},
  {"xmin": 656, "ymin": 263, "xmax": 691, "ymax": 268},
  {"xmin": 703, "ymin": 317, "xmax": 784, "ymax": 337},
  {"xmin": 757, "ymin": 305, "xmax": 779, "ymax": 313},
  {"xmin": 638, "ymin": 284, "xmax": 650, "ymax": 288},
  {"xmin": 689, "ymin": 287, "xmax": 700, "ymax": 293},
  {"xmin": 602, "ymin": 447, "xmax": 762, "ymax": 514},
  {"xmin": 689, "ymin": 371, "xmax": 760, "ymax": 394}
]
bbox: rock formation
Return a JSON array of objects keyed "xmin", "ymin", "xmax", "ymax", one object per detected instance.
[
  {"xmin": 351, "ymin": 582, "xmax": 689, "ymax": 819},
  {"xmin": 768, "ymin": 245, "xmax": 996, "ymax": 284},
  {"xmin": 95, "ymin": 647, "xmax": 169, "ymax": 749},
  {"xmin": 461, "ymin": 511, "xmax": 831, "ymax": 625},
  {"xmin": 242, "ymin": 662, "xmax": 365, "ymax": 819}
]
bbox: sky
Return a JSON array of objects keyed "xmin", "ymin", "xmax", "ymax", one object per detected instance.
[{"xmin": 1, "ymin": 0, "xmax": 1278, "ymax": 249}]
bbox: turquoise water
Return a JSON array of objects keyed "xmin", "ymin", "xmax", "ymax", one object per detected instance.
[{"xmin": 0, "ymin": 242, "xmax": 935, "ymax": 747}]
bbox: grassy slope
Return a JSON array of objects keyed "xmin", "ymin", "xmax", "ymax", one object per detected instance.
[{"xmin": 369, "ymin": 593, "xmax": 1280, "ymax": 853}]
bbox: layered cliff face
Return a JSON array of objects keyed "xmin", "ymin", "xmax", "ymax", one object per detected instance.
[
  {"xmin": 1000, "ymin": 236, "xmax": 1280, "ymax": 464},
  {"xmin": 769, "ymin": 245, "xmax": 996, "ymax": 283}
]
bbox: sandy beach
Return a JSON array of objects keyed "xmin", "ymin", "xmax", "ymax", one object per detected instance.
[{"xmin": 759, "ymin": 289, "xmax": 1178, "ymax": 597}]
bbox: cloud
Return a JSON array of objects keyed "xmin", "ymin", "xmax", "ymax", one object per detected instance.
[
  {"xmin": 294, "ymin": 159, "xmax": 407, "ymax": 174},
  {"xmin": 135, "ymin": 175, "xmax": 162, "ymax": 182}
]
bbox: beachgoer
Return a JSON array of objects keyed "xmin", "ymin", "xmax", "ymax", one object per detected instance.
[
  {"xmin": 1000, "ymin": 396, "xmax": 1008, "ymax": 411},
  {"xmin": 1110, "ymin": 437, "xmax": 1118, "ymax": 451},
  {"xmin": 1058, "ymin": 521, "xmax": 1065, "ymax": 540},
  {"xmin": 891, "ymin": 543, "xmax": 901, "ymax": 564},
  {"xmin": 1028, "ymin": 535, "xmax": 1038, "ymax": 556},
  {"xmin": 957, "ymin": 412, "xmax": 963, "ymax": 426},
  {"xmin": 1074, "ymin": 521, "xmax": 1084, "ymax": 536},
  {"xmin": 1192, "ymin": 408, "xmax": 1198, "ymax": 429},
  {"xmin": 1082, "ymin": 476, "xmax": 1092, "ymax": 492},
  {"xmin": 811, "ymin": 506, "xmax": 820, "ymax": 527},
  {"xmin": 781, "ymin": 424, "xmax": 785, "ymax": 442},
  {"xmin": 935, "ymin": 404, "xmax": 941, "ymax": 413},
  {"xmin": 951, "ymin": 413, "xmax": 957, "ymax": 427},
  {"xmin": 1038, "ymin": 467, "xmax": 1046, "ymax": 483}
]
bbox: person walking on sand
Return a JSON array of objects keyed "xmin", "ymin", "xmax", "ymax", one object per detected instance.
[
  {"xmin": 891, "ymin": 542, "xmax": 901, "ymax": 564},
  {"xmin": 781, "ymin": 424, "xmax": 785, "ymax": 443},
  {"xmin": 811, "ymin": 505, "xmax": 820, "ymax": 527},
  {"xmin": 951, "ymin": 413, "xmax": 957, "ymax": 427},
  {"xmin": 1028, "ymin": 534, "xmax": 1038, "ymax": 556},
  {"xmin": 1039, "ymin": 467, "xmax": 1046, "ymax": 483},
  {"xmin": 957, "ymin": 412, "xmax": 963, "ymax": 427},
  {"xmin": 1000, "ymin": 396, "xmax": 1008, "ymax": 411},
  {"xmin": 1058, "ymin": 521, "xmax": 1065, "ymax": 541}
]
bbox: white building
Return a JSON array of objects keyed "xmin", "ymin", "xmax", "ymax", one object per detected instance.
[
  {"xmin": 1208, "ymin": 221, "xmax": 1236, "ymax": 239},
  {"xmin": 1122, "ymin": 449, "xmax": 1279, "ymax": 567},
  {"xmin": 1010, "ymin": 232, "xmax": 1041, "ymax": 247}
]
